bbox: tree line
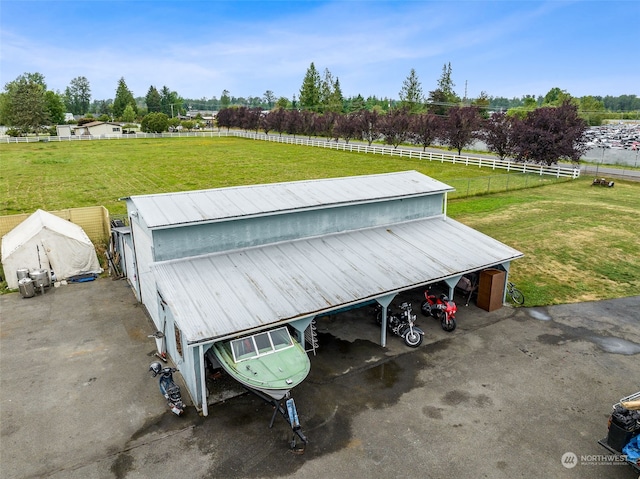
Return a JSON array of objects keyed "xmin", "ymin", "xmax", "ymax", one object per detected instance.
[
  {"xmin": 1, "ymin": 63, "xmax": 636, "ymax": 136},
  {"xmin": 211, "ymin": 99, "xmax": 588, "ymax": 166}
]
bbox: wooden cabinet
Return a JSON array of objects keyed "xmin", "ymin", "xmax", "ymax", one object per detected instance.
[{"xmin": 477, "ymin": 269, "xmax": 506, "ymax": 312}]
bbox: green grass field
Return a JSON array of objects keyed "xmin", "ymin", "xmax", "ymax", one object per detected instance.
[
  {"xmin": 2, "ymin": 136, "xmax": 638, "ymax": 305},
  {"xmin": 0, "ymin": 137, "xmax": 565, "ymax": 215}
]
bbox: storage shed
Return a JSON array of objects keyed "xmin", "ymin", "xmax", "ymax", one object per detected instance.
[
  {"xmin": 2, "ymin": 209, "xmax": 102, "ymax": 289},
  {"xmin": 121, "ymin": 171, "xmax": 523, "ymax": 414}
]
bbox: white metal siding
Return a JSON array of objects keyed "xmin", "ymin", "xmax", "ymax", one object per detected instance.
[
  {"xmin": 152, "ymin": 195, "xmax": 444, "ymax": 261},
  {"xmin": 127, "ymin": 171, "xmax": 453, "ymax": 229},
  {"xmin": 131, "ymin": 219, "xmax": 159, "ymax": 327}
]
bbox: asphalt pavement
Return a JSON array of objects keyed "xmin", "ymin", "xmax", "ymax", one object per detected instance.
[{"xmin": 1, "ymin": 279, "xmax": 639, "ymax": 479}]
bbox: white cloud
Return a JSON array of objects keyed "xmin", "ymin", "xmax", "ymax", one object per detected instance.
[{"xmin": 1, "ymin": 1, "xmax": 637, "ymax": 101}]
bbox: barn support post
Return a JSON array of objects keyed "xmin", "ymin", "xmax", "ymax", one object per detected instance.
[
  {"xmin": 499, "ymin": 261, "xmax": 511, "ymax": 304},
  {"xmin": 376, "ymin": 294, "xmax": 396, "ymax": 347},
  {"xmin": 443, "ymin": 275, "xmax": 462, "ymax": 300},
  {"xmin": 199, "ymin": 344, "xmax": 208, "ymax": 417},
  {"xmin": 289, "ymin": 316, "xmax": 315, "ymax": 345}
]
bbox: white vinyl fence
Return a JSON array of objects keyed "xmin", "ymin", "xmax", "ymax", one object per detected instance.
[{"xmin": 2, "ymin": 129, "xmax": 581, "ymax": 179}]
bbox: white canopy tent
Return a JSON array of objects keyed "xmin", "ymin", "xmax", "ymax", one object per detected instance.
[{"xmin": 2, "ymin": 209, "xmax": 102, "ymax": 289}]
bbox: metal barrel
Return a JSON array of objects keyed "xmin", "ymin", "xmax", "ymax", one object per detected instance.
[
  {"xmin": 18, "ymin": 278, "xmax": 36, "ymax": 298},
  {"xmin": 29, "ymin": 269, "xmax": 51, "ymax": 289},
  {"xmin": 16, "ymin": 268, "xmax": 30, "ymax": 281}
]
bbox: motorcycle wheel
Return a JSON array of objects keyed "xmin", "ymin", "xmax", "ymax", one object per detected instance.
[
  {"xmin": 420, "ymin": 300, "xmax": 431, "ymax": 317},
  {"xmin": 404, "ymin": 330, "xmax": 423, "ymax": 348},
  {"xmin": 440, "ymin": 316, "xmax": 457, "ymax": 332}
]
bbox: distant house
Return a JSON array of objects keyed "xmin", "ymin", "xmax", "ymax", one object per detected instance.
[
  {"xmin": 185, "ymin": 110, "xmax": 217, "ymax": 127},
  {"xmin": 56, "ymin": 121, "xmax": 123, "ymax": 137},
  {"xmin": 74, "ymin": 121, "xmax": 123, "ymax": 137},
  {"xmin": 56, "ymin": 124, "xmax": 73, "ymax": 136}
]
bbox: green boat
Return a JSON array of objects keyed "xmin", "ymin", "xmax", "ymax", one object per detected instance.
[{"xmin": 211, "ymin": 326, "xmax": 311, "ymax": 400}]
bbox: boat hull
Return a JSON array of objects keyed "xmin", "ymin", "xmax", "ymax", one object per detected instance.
[{"xmin": 211, "ymin": 331, "xmax": 310, "ymax": 400}]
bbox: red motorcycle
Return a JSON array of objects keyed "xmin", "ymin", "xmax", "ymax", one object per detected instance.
[{"xmin": 421, "ymin": 288, "xmax": 457, "ymax": 332}]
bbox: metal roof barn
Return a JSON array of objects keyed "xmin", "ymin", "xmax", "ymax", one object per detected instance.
[
  {"xmin": 120, "ymin": 170, "xmax": 524, "ymax": 415},
  {"xmin": 151, "ymin": 215, "xmax": 523, "ymax": 345}
]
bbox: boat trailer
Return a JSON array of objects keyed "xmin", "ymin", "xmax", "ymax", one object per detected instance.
[{"xmin": 247, "ymin": 387, "xmax": 308, "ymax": 453}]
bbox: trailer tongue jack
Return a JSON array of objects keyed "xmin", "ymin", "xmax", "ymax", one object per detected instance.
[{"xmin": 248, "ymin": 388, "xmax": 308, "ymax": 453}]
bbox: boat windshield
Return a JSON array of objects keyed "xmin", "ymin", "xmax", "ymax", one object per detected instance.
[{"xmin": 230, "ymin": 327, "xmax": 294, "ymax": 363}]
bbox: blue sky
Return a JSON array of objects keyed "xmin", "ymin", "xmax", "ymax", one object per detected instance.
[{"xmin": 1, "ymin": 1, "xmax": 638, "ymax": 103}]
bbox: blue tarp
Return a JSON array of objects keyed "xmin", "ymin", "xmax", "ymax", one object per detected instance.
[{"xmin": 623, "ymin": 435, "xmax": 640, "ymax": 466}]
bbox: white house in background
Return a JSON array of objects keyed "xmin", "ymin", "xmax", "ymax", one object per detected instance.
[
  {"xmin": 56, "ymin": 124, "xmax": 74, "ymax": 136},
  {"xmin": 74, "ymin": 121, "xmax": 122, "ymax": 137},
  {"xmin": 56, "ymin": 121, "xmax": 123, "ymax": 137}
]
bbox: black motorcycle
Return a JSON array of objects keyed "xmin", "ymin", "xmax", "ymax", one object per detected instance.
[
  {"xmin": 149, "ymin": 362, "xmax": 185, "ymax": 416},
  {"xmin": 375, "ymin": 302, "xmax": 424, "ymax": 348}
]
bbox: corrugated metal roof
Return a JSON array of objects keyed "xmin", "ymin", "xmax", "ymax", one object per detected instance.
[
  {"xmin": 126, "ymin": 171, "xmax": 453, "ymax": 228},
  {"xmin": 151, "ymin": 216, "xmax": 523, "ymax": 345}
]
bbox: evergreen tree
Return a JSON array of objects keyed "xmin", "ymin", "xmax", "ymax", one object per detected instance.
[
  {"xmin": 399, "ymin": 68, "xmax": 424, "ymax": 113},
  {"xmin": 220, "ymin": 89, "xmax": 231, "ymax": 109},
  {"xmin": 159, "ymin": 86, "xmax": 182, "ymax": 117},
  {"xmin": 348, "ymin": 94, "xmax": 366, "ymax": 112},
  {"xmin": 437, "ymin": 62, "xmax": 456, "ymax": 99},
  {"xmin": 319, "ymin": 68, "xmax": 333, "ymax": 112},
  {"xmin": 145, "ymin": 86, "xmax": 162, "ymax": 113},
  {"xmin": 113, "ymin": 78, "xmax": 137, "ymax": 119},
  {"xmin": 299, "ymin": 62, "xmax": 321, "ymax": 112},
  {"xmin": 328, "ymin": 77, "xmax": 344, "ymax": 113},
  {"xmin": 427, "ymin": 63, "xmax": 459, "ymax": 115}
]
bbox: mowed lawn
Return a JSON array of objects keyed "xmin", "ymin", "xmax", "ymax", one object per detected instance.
[
  {"xmin": 448, "ymin": 179, "xmax": 640, "ymax": 305},
  {"xmin": 1, "ymin": 136, "xmax": 639, "ymax": 305},
  {"xmin": 1, "ymin": 137, "xmax": 499, "ymax": 216}
]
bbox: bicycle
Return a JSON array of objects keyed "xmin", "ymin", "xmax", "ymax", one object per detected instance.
[{"xmin": 506, "ymin": 281, "xmax": 525, "ymax": 305}]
